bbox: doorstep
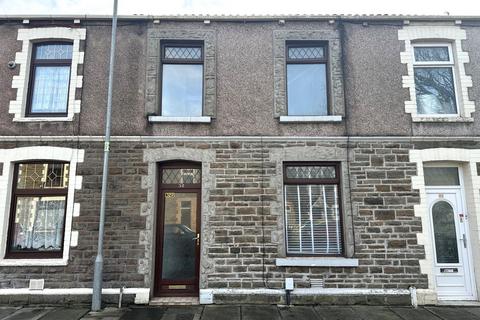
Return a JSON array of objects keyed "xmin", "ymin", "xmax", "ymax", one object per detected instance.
[{"xmin": 149, "ymin": 297, "xmax": 200, "ymax": 306}]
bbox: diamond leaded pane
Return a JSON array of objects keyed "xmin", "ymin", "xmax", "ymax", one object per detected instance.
[
  {"xmin": 162, "ymin": 168, "xmax": 201, "ymax": 184},
  {"xmin": 288, "ymin": 46, "xmax": 325, "ymax": 60},
  {"xmin": 17, "ymin": 163, "xmax": 69, "ymax": 189},
  {"xmin": 286, "ymin": 166, "xmax": 336, "ymax": 180},
  {"xmin": 35, "ymin": 43, "xmax": 73, "ymax": 60},
  {"xmin": 164, "ymin": 46, "xmax": 202, "ymax": 60}
]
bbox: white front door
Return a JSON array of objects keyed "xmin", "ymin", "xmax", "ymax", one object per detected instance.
[{"xmin": 427, "ymin": 189, "xmax": 476, "ymax": 300}]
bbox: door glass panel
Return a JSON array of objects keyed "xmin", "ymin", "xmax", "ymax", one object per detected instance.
[
  {"xmin": 424, "ymin": 167, "xmax": 460, "ymax": 186},
  {"xmin": 162, "ymin": 192, "xmax": 197, "ymax": 280},
  {"xmin": 432, "ymin": 201, "xmax": 459, "ymax": 263},
  {"xmin": 162, "ymin": 168, "xmax": 201, "ymax": 184}
]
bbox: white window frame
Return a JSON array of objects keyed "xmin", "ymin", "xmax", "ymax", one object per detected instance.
[
  {"xmin": 398, "ymin": 25, "xmax": 475, "ymax": 122},
  {"xmin": 8, "ymin": 27, "xmax": 86, "ymax": 122},
  {"xmin": 0, "ymin": 146, "xmax": 84, "ymax": 266},
  {"xmin": 412, "ymin": 42, "xmax": 460, "ymax": 117}
]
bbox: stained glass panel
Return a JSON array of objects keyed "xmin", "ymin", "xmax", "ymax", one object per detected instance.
[
  {"xmin": 162, "ymin": 168, "xmax": 201, "ymax": 184},
  {"xmin": 288, "ymin": 46, "xmax": 325, "ymax": 60},
  {"xmin": 35, "ymin": 43, "xmax": 73, "ymax": 60},
  {"xmin": 164, "ymin": 46, "xmax": 202, "ymax": 60},
  {"xmin": 286, "ymin": 165, "xmax": 336, "ymax": 180},
  {"xmin": 17, "ymin": 163, "xmax": 69, "ymax": 189}
]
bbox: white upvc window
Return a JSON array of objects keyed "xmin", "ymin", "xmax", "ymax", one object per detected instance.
[
  {"xmin": 412, "ymin": 43, "xmax": 459, "ymax": 116},
  {"xmin": 398, "ymin": 25, "xmax": 475, "ymax": 122}
]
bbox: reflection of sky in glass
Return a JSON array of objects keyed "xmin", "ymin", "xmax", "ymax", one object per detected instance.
[
  {"xmin": 162, "ymin": 64, "xmax": 203, "ymax": 116},
  {"xmin": 287, "ymin": 64, "xmax": 327, "ymax": 116},
  {"xmin": 31, "ymin": 66, "xmax": 70, "ymax": 113}
]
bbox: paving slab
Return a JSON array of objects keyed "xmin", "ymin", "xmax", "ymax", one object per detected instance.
[
  {"xmin": 351, "ymin": 306, "xmax": 403, "ymax": 320},
  {"xmin": 81, "ymin": 307, "xmax": 127, "ymax": 320},
  {"xmin": 278, "ymin": 306, "xmax": 319, "ymax": 320},
  {"xmin": 119, "ymin": 307, "xmax": 166, "ymax": 320},
  {"xmin": 40, "ymin": 308, "xmax": 89, "ymax": 320},
  {"xmin": 426, "ymin": 307, "xmax": 480, "ymax": 320},
  {"xmin": 464, "ymin": 308, "xmax": 480, "ymax": 317},
  {"xmin": 390, "ymin": 307, "xmax": 442, "ymax": 320},
  {"xmin": 3, "ymin": 308, "xmax": 52, "ymax": 320},
  {"xmin": 241, "ymin": 305, "xmax": 281, "ymax": 320},
  {"xmin": 314, "ymin": 306, "xmax": 361, "ymax": 320},
  {"xmin": 201, "ymin": 305, "xmax": 240, "ymax": 320},
  {"xmin": 0, "ymin": 308, "xmax": 20, "ymax": 320},
  {"xmin": 161, "ymin": 306, "xmax": 203, "ymax": 320}
]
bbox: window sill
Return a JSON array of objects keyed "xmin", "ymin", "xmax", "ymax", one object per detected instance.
[
  {"xmin": 13, "ymin": 117, "xmax": 74, "ymax": 122},
  {"xmin": 412, "ymin": 116, "xmax": 474, "ymax": 123},
  {"xmin": 276, "ymin": 257, "xmax": 359, "ymax": 267},
  {"xmin": 0, "ymin": 258, "xmax": 67, "ymax": 267},
  {"xmin": 148, "ymin": 116, "xmax": 212, "ymax": 123},
  {"xmin": 279, "ymin": 115, "xmax": 342, "ymax": 123}
]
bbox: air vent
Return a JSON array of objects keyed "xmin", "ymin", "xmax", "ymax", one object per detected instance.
[
  {"xmin": 310, "ymin": 278, "xmax": 324, "ymax": 288},
  {"xmin": 29, "ymin": 279, "xmax": 44, "ymax": 291}
]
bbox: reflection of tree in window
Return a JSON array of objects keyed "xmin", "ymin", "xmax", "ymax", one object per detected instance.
[{"xmin": 415, "ymin": 67, "xmax": 457, "ymax": 114}]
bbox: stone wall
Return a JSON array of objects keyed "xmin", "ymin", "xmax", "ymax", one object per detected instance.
[{"xmin": 0, "ymin": 138, "xmax": 428, "ymax": 294}]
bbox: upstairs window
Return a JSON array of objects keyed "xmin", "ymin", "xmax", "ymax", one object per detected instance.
[
  {"xmin": 413, "ymin": 43, "xmax": 458, "ymax": 115},
  {"xmin": 284, "ymin": 163, "xmax": 343, "ymax": 256},
  {"xmin": 6, "ymin": 162, "xmax": 69, "ymax": 259},
  {"xmin": 286, "ymin": 42, "xmax": 328, "ymax": 116},
  {"xmin": 27, "ymin": 42, "xmax": 73, "ymax": 117},
  {"xmin": 161, "ymin": 41, "xmax": 203, "ymax": 117}
]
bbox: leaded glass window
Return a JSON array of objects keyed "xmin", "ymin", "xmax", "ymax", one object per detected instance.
[
  {"xmin": 286, "ymin": 42, "xmax": 328, "ymax": 116},
  {"xmin": 27, "ymin": 42, "xmax": 73, "ymax": 116},
  {"xmin": 161, "ymin": 42, "xmax": 204, "ymax": 117},
  {"xmin": 413, "ymin": 44, "xmax": 458, "ymax": 115},
  {"xmin": 162, "ymin": 168, "xmax": 201, "ymax": 185},
  {"xmin": 7, "ymin": 162, "xmax": 69, "ymax": 258},
  {"xmin": 284, "ymin": 163, "xmax": 342, "ymax": 255}
]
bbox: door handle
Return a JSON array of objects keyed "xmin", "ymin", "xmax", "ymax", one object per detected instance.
[
  {"xmin": 192, "ymin": 233, "xmax": 200, "ymax": 246},
  {"xmin": 460, "ymin": 234, "xmax": 467, "ymax": 248}
]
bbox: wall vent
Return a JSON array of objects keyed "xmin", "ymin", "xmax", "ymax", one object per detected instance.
[
  {"xmin": 310, "ymin": 278, "xmax": 324, "ymax": 288},
  {"xmin": 29, "ymin": 279, "xmax": 44, "ymax": 291}
]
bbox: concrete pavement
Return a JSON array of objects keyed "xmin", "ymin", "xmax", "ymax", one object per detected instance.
[{"xmin": 1, "ymin": 305, "xmax": 480, "ymax": 319}]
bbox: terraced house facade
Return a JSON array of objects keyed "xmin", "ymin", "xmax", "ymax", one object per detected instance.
[{"xmin": 0, "ymin": 14, "xmax": 480, "ymax": 306}]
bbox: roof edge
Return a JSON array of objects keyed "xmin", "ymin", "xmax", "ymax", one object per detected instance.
[{"xmin": 1, "ymin": 14, "xmax": 480, "ymax": 22}]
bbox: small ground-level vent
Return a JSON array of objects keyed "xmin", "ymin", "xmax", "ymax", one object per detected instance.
[
  {"xmin": 310, "ymin": 278, "xmax": 324, "ymax": 288},
  {"xmin": 29, "ymin": 279, "xmax": 44, "ymax": 291}
]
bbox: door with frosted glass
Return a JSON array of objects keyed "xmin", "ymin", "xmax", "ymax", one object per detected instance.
[
  {"xmin": 155, "ymin": 162, "xmax": 201, "ymax": 296},
  {"xmin": 427, "ymin": 190, "xmax": 475, "ymax": 300}
]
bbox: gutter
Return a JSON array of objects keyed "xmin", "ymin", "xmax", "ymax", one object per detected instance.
[{"xmin": 1, "ymin": 14, "xmax": 480, "ymax": 23}]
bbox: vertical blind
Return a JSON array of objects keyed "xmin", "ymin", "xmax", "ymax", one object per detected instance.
[{"xmin": 284, "ymin": 164, "xmax": 342, "ymax": 255}]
